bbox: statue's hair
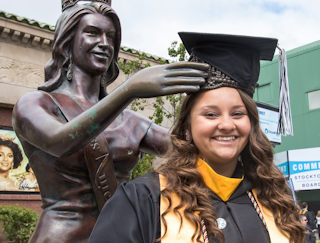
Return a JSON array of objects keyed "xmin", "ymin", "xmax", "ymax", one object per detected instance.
[
  {"xmin": 157, "ymin": 89, "xmax": 304, "ymax": 242},
  {"xmin": 0, "ymin": 138, "xmax": 23, "ymax": 169},
  {"xmin": 39, "ymin": 2, "xmax": 121, "ymax": 99}
]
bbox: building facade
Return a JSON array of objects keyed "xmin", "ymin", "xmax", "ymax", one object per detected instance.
[
  {"xmin": 255, "ymin": 41, "xmax": 320, "ymax": 212},
  {"xmin": 256, "ymin": 41, "xmax": 320, "ymax": 153}
]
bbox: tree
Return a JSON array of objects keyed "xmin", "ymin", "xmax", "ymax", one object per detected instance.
[
  {"xmin": 118, "ymin": 53, "xmax": 151, "ymax": 75},
  {"xmin": 168, "ymin": 41, "xmax": 188, "ymax": 61},
  {"xmin": 0, "ymin": 205, "xmax": 39, "ymax": 243},
  {"xmin": 147, "ymin": 41, "xmax": 188, "ymax": 126},
  {"xmin": 117, "ymin": 54, "xmax": 154, "ymax": 179}
]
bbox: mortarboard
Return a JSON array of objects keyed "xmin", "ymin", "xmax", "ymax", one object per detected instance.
[{"xmin": 178, "ymin": 32, "xmax": 278, "ymax": 96}]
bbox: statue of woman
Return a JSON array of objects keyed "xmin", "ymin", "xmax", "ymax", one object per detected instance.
[{"xmin": 12, "ymin": 2, "xmax": 208, "ymax": 242}]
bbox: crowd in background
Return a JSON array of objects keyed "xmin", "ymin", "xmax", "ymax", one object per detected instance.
[{"xmin": 299, "ymin": 202, "xmax": 320, "ymax": 243}]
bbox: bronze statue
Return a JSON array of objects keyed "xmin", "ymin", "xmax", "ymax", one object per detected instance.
[{"xmin": 12, "ymin": 1, "xmax": 208, "ymax": 242}]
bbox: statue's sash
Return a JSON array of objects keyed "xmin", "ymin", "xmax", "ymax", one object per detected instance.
[{"xmin": 48, "ymin": 92, "xmax": 117, "ymax": 211}]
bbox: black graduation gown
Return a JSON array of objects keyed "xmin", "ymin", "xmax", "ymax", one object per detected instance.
[{"xmin": 89, "ymin": 172, "xmax": 271, "ymax": 243}]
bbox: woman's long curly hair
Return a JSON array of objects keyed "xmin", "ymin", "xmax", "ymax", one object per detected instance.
[
  {"xmin": 157, "ymin": 88, "xmax": 304, "ymax": 242},
  {"xmin": 39, "ymin": 2, "xmax": 121, "ymax": 99}
]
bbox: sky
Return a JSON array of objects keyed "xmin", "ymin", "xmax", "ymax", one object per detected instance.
[{"xmin": 1, "ymin": 0, "xmax": 320, "ymax": 59}]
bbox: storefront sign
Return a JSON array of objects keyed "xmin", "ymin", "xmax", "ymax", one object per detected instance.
[
  {"xmin": 274, "ymin": 151, "xmax": 289, "ymax": 177},
  {"xmin": 257, "ymin": 102, "xmax": 281, "ymax": 144},
  {"xmin": 274, "ymin": 147, "xmax": 320, "ymax": 191},
  {"xmin": 289, "ymin": 160, "xmax": 320, "ymax": 190}
]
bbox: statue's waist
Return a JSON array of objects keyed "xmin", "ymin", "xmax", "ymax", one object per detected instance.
[{"xmin": 41, "ymin": 197, "xmax": 98, "ymax": 214}]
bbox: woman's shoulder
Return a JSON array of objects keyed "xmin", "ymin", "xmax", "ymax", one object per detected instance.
[
  {"xmin": 14, "ymin": 91, "xmax": 67, "ymax": 122},
  {"xmin": 15, "ymin": 90, "xmax": 59, "ymax": 110},
  {"xmin": 134, "ymin": 171, "xmax": 160, "ymax": 186},
  {"xmin": 123, "ymin": 172, "xmax": 160, "ymax": 193},
  {"xmin": 13, "ymin": 91, "xmax": 66, "ymax": 132},
  {"xmin": 116, "ymin": 172, "xmax": 161, "ymax": 203},
  {"xmin": 90, "ymin": 172, "xmax": 161, "ymax": 243}
]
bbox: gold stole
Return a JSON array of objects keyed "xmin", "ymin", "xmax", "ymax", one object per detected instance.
[
  {"xmin": 159, "ymin": 158, "xmax": 290, "ymax": 242},
  {"xmin": 252, "ymin": 190, "xmax": 290, "ymax": 243},
  {"xmin": 196, "ymin": 158, "xmax": 243, "ymax": 201},
  {"xmin": 159, "ymin": 174, "xmax": 203, "ymax": 243}
]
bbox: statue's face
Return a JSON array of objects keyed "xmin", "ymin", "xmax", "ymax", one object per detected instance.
[
  {"xmin": 0, "ymin": 145, "xmax": 14, "ymax": 172},
  {"xmin": 72, "ymin": 13, "xmax": 116, "ymax": 75}
]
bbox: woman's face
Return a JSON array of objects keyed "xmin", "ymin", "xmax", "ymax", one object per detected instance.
[
  {"xmin": 300, "ymin": 215, "xmax": 308, "ymax": 227},
  {"xmin": 190, "ymin": 87, "xmax": 251, "ymax": 170},
  {"xmin": 72, "ymin": 13, "xmax": 116, "ymax": 75},
  {"xmin": 0, "ymin": 145, "xmax": 14, "ymax": 172}
]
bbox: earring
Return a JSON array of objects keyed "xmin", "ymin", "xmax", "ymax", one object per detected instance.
[
  {"xmin": 67, "ymin": 58, "xmax": 73, "ymax": 81},
  {"xmin": 185, "ymin": 130, "xmax": 191, "ymax": 141}
]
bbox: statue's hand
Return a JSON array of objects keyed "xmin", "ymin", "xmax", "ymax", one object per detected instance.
[{"xmin": 125, "ymin": 62, "xmax": 209, "ymax": 98}]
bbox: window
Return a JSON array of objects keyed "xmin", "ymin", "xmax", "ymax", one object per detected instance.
[{"xmin": 308, "ymin": 89, "xmax": 320, "ymax": 110}]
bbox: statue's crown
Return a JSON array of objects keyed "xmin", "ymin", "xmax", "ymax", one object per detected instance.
[{"xmin": 62, "ymin": 0, "xmax": 112, "ymax": 11}]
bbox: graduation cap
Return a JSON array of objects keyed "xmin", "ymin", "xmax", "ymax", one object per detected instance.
[{"xmin": 178, "ymin": 32, "xmax": 278, "ymax": 96}]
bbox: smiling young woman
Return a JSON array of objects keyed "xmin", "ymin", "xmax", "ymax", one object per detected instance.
[
  {"xmin": 190, "ymin": 87, "xmax": 251, "ymax": 177},
  {"xmin": 89, "ymin": 32, "xmax": 304, "ymax": 243}
]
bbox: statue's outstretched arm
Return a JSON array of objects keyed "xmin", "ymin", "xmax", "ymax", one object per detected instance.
[{"xmin": 13, "ymin": 62, "xmax": 208, "ymax": 158}]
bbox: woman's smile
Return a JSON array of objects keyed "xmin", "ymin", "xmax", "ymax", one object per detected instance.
[
  {"xmin": 91, "ymin": 51, "xmax": 109, "ymax": 58},
  {"xmin": 210, "ymin": 134, "xmax": 241, "ymax": 145},
  {"xmin": 190, "ymin": 87, "xmax": 251, "ymax": 170},
  {"xmin": 212, "ymin": 136, "xmax": 236, "ymax": 141},
  {"xmin": 0, "ymin": 145, "xmax": 14, "ymax": 172}
]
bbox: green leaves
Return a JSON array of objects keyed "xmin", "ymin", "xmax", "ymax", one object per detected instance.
[
  {"xmin": 0, "ymin": 205, "xmax": 39, "ymax": 242},
  {"xmin": 168, "ymin": 41, "xmax": 188, "ymax": 62},
  {"xmin": 118, "ymin": 53, "xmax": 151, "ymax": 75},
  {"xmin": 118, "ymin": 59, "xmax": 141, "ymax": 75},
  {"xmin": 130, "ymin": 154, "xmax": 155, "ymax": 180},
  {"xmin": 130, "ymin": 98, "xmax": 147, "ymax": 112}
]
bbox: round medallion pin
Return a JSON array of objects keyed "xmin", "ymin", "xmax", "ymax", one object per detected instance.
[{"xmin": 216, "ymin": 218, "xmax": 227, "ymax": 230}]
